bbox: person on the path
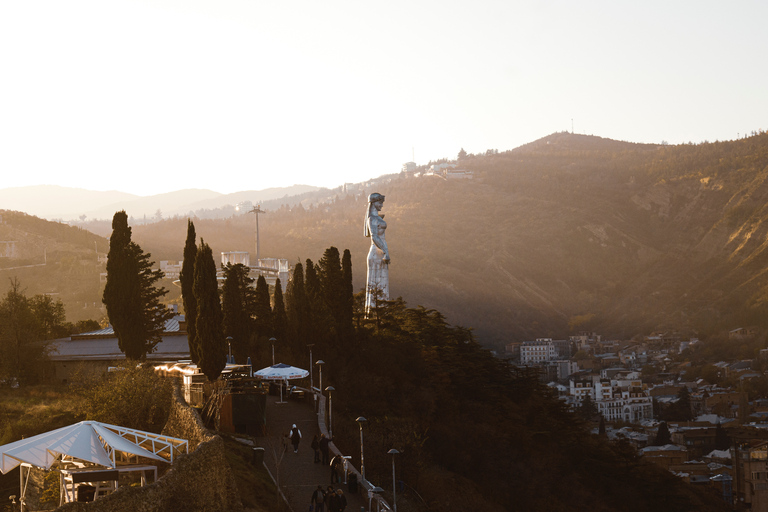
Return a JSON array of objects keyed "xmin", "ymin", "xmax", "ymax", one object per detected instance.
[
  {"xmin": 324, "ymin": 486, "xmax": 335, "ymax": 512},
  {"xmin": 319, "ymin": 433, "xmax": 331, "ymax": 464},
  {"xmin": 311, "ymin": 434, "xmax": 321, "ymax": 463},
  {"xmin": 335, "ymin": 489, "xmax": 347, "ymax": 512},
  {"xmin": 329, "ymin": 455, "xmax": 342, "ymax": 484},
  {"xmin": 290, "ymin": 423, "xmax": 302, "ymax": 454},
  {"xmin": 311, "ymin": 485, "xmax": 325, "ymax": 512}
]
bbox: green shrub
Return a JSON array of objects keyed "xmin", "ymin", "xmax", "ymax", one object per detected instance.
[{"xmin": 73, "ymin": 365, "xmax": 172, "ymax": 432}]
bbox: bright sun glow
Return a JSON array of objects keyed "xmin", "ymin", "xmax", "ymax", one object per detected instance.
[{"xmin": 1, "ymin": 0, "xmax": 767, "ymax": 196}]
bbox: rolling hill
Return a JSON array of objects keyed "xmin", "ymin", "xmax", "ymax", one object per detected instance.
[{"xmin": 4, "ymin": 131, "xmax": 768, "ymax": 349}]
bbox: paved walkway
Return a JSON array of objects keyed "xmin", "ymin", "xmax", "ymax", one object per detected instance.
[{"xmin": 259, "ymin": 392, "xmax": 367, "ymax": 512}]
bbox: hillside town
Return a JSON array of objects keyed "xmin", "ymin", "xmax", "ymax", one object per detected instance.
[{"xmin": 505, "ymin": 330, "xmax": 768, "ymax": 508}]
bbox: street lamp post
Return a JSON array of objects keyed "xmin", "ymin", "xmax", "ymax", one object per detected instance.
[
  {"xmin": 388, "ymin": 449, "xmax": 400, "ymax": 512},
  {"xmin": 356, "ymin": 416, "xmax": 367, "ymax": 482},
  {"xmin": 368, "ymin": 486, "xmax": 384, "ymax": 512},
  {"xmin": 325, "ymin": 386, "xmax": 335, "ymax": 437},
  {"xmin": 315, "ymin": 360, "xmax": 325, "ymax": 393},
  {"xmin": 307, "ymin": 344, "xmax": 315, "ymax": 390},
  {"xmin": 226, "ymin": 336, "xmax": 233, "ymax": 364},
  {"xmin": 270, "ymin": 337, "xmax": 277, "ymax": 366}
]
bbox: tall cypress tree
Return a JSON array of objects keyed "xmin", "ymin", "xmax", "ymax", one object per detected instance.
[
  {"xmin": 221, "ymin": 263, "xmax": 253, "ymax": 364},
  {"xmin": 654, "ymin": 421, "xmax": 671, "ymax": 445},
  {"xmin": 254, "ymin": 275, "xmax": 272, "ymax": 341},
  {"xmin": 272, "ymin": 278, "xmax": 288, "ymax": 348},
  {"xmin": 306, "ymin": 258, "xmax": 334, "ymax": 349},
  {"xmin": 714, "ymin": 422, "xmax": 730, "ymax": 451},
  {"xmin": 194, "ymin": 240, "xmax": 225, "ymax": 381},
  {"xmin": 340, "ymin": 249, "xmax": 354, "ymax": 342},
  {"xmin": 103, "ymin": 210, "xmax": 172, "ymax": 360},
  {"xmin": 318, "ymin": 247, "xmax": 346, "ymax": 341},
  {"xmin": 179, "ymin": 219, "xmax": 199, "ymax": 363},
  {"xmin": 285, "ymin": 262, "xmax": 309, "ymax": 358}
]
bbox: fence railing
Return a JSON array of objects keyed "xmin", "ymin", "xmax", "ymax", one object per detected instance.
[{"xmin": 308, "ymin": 388, "xmax": 394, "ymax": 512}]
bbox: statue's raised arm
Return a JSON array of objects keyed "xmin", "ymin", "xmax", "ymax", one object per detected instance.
[{"xmin": 364, "ymin": 193, "xmax": 390, "ymax": 316}]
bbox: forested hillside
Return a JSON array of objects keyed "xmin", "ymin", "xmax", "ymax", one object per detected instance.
[
  {"xmin": 4, "ymin": 131, "xmax": 768, "ymax": 348},
  {"xmin": 124, "ymin": 131, "xmax": 768, "ymax": 349}
]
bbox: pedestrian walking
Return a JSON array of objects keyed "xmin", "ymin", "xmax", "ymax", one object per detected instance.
[
  {"xmin": 310, "ymin": 485, "xmax": 325, "ymax": 512},
  {"xmin": 327, "ymin": 487, "xmax": 339, "ymax": 512},
  {"xmin": 324, "ymin": 485, "xmax": 335, "ymax": 512},
  {"xmin": 335, "ymin": 489, "xmax": 347, "ymax": 512},
  {"xmin": 329, "ymin": 455, "xmax": 342, "ymax": 484},
  {"xmin": 311, "ymin": 434, "xmax": 321, "ymax": 463},
  {"xmin": 319, "ymin": 433, "xmax": 331, "ymax": 464},
  {"xmin": 290, "ymin": 423, "xmax": 302, "ymax": 454}
]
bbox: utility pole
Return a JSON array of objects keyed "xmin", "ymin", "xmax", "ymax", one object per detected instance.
[{"xmin": 248, "ymin": 205, "xmax": 266, "ymax": 262}]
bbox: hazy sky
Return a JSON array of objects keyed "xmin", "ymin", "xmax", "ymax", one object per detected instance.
[{"xmin": 1, "ymin": 0, "xmax": 766, "ymax": 196}]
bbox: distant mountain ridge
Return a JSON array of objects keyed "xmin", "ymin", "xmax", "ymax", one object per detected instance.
[
  {"xmin": 125, "ymin": 131, "xmax": 768, "ymax": 347},
  {"xmin": 0, "ymin": 184, "xmax": 321, "ymax": 221},
  {"xmin": 4, "ymin": 131, "xmax": 768, "ymax": 349}
]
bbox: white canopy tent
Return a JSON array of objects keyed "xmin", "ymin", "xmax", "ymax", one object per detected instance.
[
  {"xmin": 254, "ymin": 363, "xmax": 309, "ymax": 403},
  {"xmin": 0, "ymin": 421, "xmax": 188, "ymax": 509},
  {"xmin": 254, "ymin": 363, "xmax": 309, "ymax": 381}
]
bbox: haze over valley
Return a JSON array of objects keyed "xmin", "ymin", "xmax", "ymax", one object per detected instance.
[{"xmin": 3, "ymin": 131, "xmax": 768, "ymax": 351}]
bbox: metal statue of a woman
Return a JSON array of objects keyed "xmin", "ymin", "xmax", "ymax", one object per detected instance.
[{"xmin": 364, "ymin": 192, "xmax": 389, "ymax": 317}]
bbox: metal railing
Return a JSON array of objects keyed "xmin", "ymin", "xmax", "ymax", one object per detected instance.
[{"xmin": 309, "ymin": 388, "xmax": 394, "ymax": 512}]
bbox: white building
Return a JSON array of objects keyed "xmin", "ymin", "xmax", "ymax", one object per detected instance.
[
  {"xmin": 220, "ymin": 252, "xmax": 290, "ymax": 292},
  {"xmin": 160, "ymin": 260, "xmax": 182, "ymax": 279},
  {"xmin": 520, "ymin": 338, "xmax": 558, "ymax": 364},
  {"xmin": 445, "ymin": 169, "xmax": 474, "ymax": 179},
  {"xmin": 570, "ymin": 375, "xmax": 654, "ymax": 423}
]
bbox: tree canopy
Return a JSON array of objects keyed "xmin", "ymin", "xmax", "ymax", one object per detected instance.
[
  {"xmin": 180, "ymin": 219, "xmax": 199, "ymax": 363},
  {"xmin": 193, "ymin": 240, "xmax": 225, "ymax": 381},
  {"xmin": 221, "ymin": 263, "xmax": 255, "ymax": 364},
  {"xmin": 0, "ymin": 279, "xmax": 67, "ymax": 385},
  {"xmin": 103, "ymin": 210, "xmax": 172, "ymax": 360}
]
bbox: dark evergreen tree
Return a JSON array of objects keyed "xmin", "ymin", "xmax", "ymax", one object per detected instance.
[
  {"xmin": 29, "ymin": 293, "xmax": 67, "ymax": 340},
  {"xmin": 0, "ymin": 279, "xmax": 56, "ymax": 385},
  {"xmin": 103, "ymin": 210, "xmax": 172, "ymax": 360},
  {"xmin": 253, "ymin": 275, "xmax": 272, "ymax": 341},
  {"xmin": 578, "ymin": 394, "xmax": 598, "ymax": 421},
  {"xmin": 598, "ymin": 416, "xmax": 606, "ymax": 437},
  {"xmin": 654, "ymin": 421, "xmax": 671, "ymax": 445},
  {"xmin": 340, "ymin": 249, "xmax": 354, "ymax": 342},
  {"xmin": 676, "ymin": 386, "xmax": 693, "ymax": 421},
  {"xmin": 272, "ymin": 278, "xmax": 288, "ymax": 347},
  {"xmin": 306, "ymin": 258, "xmax": 334, "ymax": 349},
  {"xmin": 304, "ymin": 258, "xmax": 321, "ymax": 332},
  {"xmin": 221, "ymin": 263, "xmax": 253, "ymax": 364},
  {"xmin": 180, "ymin": 219, "xmax": 199, "ymax": 363},
  {"xmin": 714, "ymin": 422, "xmax": 730, "ymax": 451},
  {"xmin": 193, "ymin": 240, "xmax": 225, "ymax": 381},
  {"xmin": 285, "ymin": 262, "xmax": 309, "ymax": 358},
  {"xmin": 318, "ymin": 247, "xmax": 345, "ymax": 339}
]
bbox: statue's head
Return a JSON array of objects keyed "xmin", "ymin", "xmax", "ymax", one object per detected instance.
[{"xmin": 368, "ymin": 192, "xmax": 385, "ymax": 204}]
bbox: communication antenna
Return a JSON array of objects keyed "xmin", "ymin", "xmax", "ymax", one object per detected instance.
[
  {"xmin": 248, "ymin": 205, "xmax": 266, "ymax": 262},
  {"xmin": 571, "ymin": 119, "xmax": 574, "ymax": 134}
]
